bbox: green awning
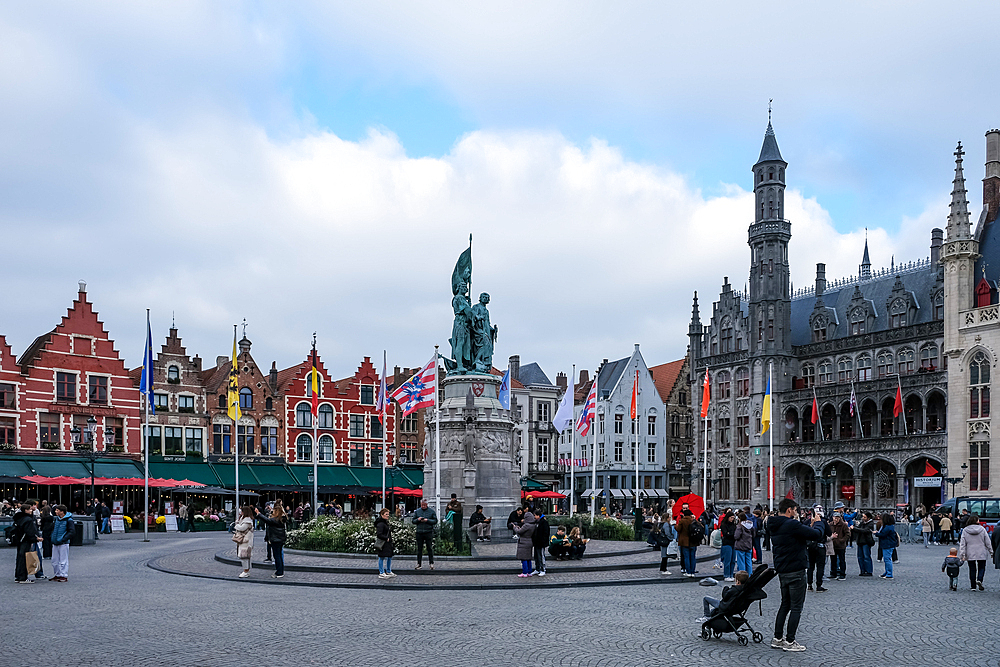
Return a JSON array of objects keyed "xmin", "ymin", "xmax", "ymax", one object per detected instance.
[
  {"xmin": 288, "ymin": 465, "xmax": 312, "ymax": 486},
  {"xmin": 286, "ymin": 465, "xmax": 358, "ymax": 488},
  {"xmin": 0, "ymin": 458, "xmax": 34, "ymax": 477},
  {"xmin": 246, "ymin": 464, "xmax": 297, "ymax": 487},
  {"xmin": 210, "ymin": 463, "xmax": 260, "ymax": 489},
  {"xmin": 28, "ymin": 460, "xmax": 92, "ymax": 478},
  {"xmin": 148, "ymin": 462, "xmax": 221, "ymax": 486},
  {"xmin": 396, "ymin": 468, "xmax": 424, "ymax": 489},
  {"xmin": 92, "ymin": 460, "xmax": 144, "ymax": 478},
  {"xmin": 521, "ymin": 477, "xmax": 549, "ymax": 491},
  {"xmin": 347, "ymin": 466, "xmax": 384, "ymax": 487}
]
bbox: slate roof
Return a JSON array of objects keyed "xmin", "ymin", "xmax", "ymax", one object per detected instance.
[
  {"xmin": 649, "ymin": 359, "xmax": 685, "ymax": 402},
  {"xmin": 756, "ymin": 122, "xmax": 785, "ymax": 165},
  {"xmin": 597, "ymin": 356, "xmax": 630, "ymax": 399},
  {"xmin": 789, "ymin": 266, "xmax": 939, "ymax": 346},
  {"xmin": 517, "ymin": 362, "xmax": 553, "ymax": 387},
  {"xmin": 974, "ymin": 207, "xmax": 1000, "ymax": 283}
]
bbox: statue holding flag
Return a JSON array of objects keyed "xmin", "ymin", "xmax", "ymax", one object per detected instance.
[{"xmin": 446, "ymin": 240, "xmax": 498, "ymax": 375}]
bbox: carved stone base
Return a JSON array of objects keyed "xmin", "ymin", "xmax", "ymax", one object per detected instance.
[{"xmin": 423, "ymin": 373, "xmax": 519, "ymax": 523}]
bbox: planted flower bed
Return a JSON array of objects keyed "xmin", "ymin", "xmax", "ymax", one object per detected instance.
[
  {"xmin": 286, "ymin": 517, "xmax": 470, "ymax": 555},
  {"xmin": 193, "ymin": 515, "xmax": 228, "ymax": 531}
]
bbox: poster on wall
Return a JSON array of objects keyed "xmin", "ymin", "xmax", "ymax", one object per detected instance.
[
  {"xmin": 113, "ymin": 501, "xmax": 123, "ymax": 514},
  {"xmin": 164, "ymin": 502, "xmax": 173, "ymax": 515}
]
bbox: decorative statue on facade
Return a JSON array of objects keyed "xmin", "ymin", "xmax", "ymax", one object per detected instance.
[{"xmin": 446, "ymin": 241, "xmax": 497, "ymax": 375}]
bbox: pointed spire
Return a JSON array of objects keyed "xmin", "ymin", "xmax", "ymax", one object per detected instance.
[
  {"xmin": 688, "ymin": 292, "xmax": 702, "ymax": 336},
  {"xmin": 859, "ymin": 230, "xmax": 871, "ymax": 282},
  {"xmin": 756, "ymin": 117, "xmax": 785, "ymax": 165},
  {"xmin": 946, "ymin": 141, "xmax": 972, "ymax": 241}
]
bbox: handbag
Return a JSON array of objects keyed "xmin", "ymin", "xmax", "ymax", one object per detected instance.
[
  {"xmin": 25, "ymin": 549, "xmax": 39, "ymax": 575},
  {"xmin": 375, "ymin": 538, "xmax": 386, "ymax": 549},
  {"xmin": 666, "ymin": 540, "xmax": 679, "ymax": 558}
]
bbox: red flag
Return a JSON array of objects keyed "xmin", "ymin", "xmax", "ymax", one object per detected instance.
[
  {"xmin": 893, "ymin": 383, "xmax": 903, "ymax": 418},
  {"xmin": 923, "ymin": 460, "xmax": 939, "ymax": 476},
  {"xmin": 811, "ymin": 394, "xmax": 819, "ymax": 424},
  {"xmin": 700, "ymin": 368, "xmax": 710, "ymax": 419},
  {"xmin": 630, "ymin": 370, "xmax": 638, "ymax": 420},
  {"xmin": 785, "ymin": 487, "xmax": 795, "ymax": 500}
]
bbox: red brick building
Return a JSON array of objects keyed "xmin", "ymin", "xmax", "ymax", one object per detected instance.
[
  {"xmin": 280, "ymin": 354, "xmax": 395, "ymax": 470},
  {"xmin": 12, "ymin": 283, "xmax": 141, "ymax": 456},
  {"xmin": 0, "ymin": 337, "xmax": 22, "ymax": 450}
]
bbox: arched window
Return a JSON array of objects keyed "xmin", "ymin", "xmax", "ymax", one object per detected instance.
[
  {"xmin": 801, "ymin": 364, "xmax": 815, "ymax": 388},
  {"xmin": 735, "ymin": 368, "xmax": 750, "ymax": 397},
  {"xmin": 305, "ymin": 371, "xmax": 321, "ymax": 398},
  {"xmin": 837, "ymin": 357, "xmax": 853, "ymax": 383},
  {"xmin": 876, "ymin": 351, "xmax": 894, "ymax": 378},
  {"xmin": 318, "ymin": 435, "xmax": 334, "ymax": 462},
  {"xmin": 889, "ymin": 299, "xmax": 907, "ymax": 328},
  {"xmin": 218, "ymin": 394, "xmax": 226, "ymax": 409},
  {"xmin": 296, "ymin": 402, "xmax": 312, "ymax": 428},
  {"xmin": 167, "ymin": 366, "xmax": 180, "ymax": 383},
  {"xmin": 933, "ymin": 291, "xmax": 944, "ymax": 320},
  {"xmin": 812, "ymin": 318, "xmax": 827, "ymax": 342},
  {"xmin": 850, "ymin": 308, "xmax": 866, "ymax": 336},
  {"xmin": 920, "ymin": 345, "xmax": 939, "ymax": 371},
  {"xmin": 970, "ymin": 351, "xmax": 991, "ymax": 419},
  {"xmin": 716, "ymin": 371, "xmax": 731, "ymax": 400},
  {"xmin": 817, "ymin": 360, "xmax": 833, "ymax": 385},
  {"xmin": 296, "ymin": 433, "xmax": 312, "ymax": 462},
  {"xmin": 896, "ymin": 348, "xmax": 915, "ymax": 375},
  {"xmin": 318, "ymin": 404, "xmax": 334, "ymax": 429},
  {"xmin": 975, "ymin": 278, "xmax": 992, "ymax": 308},
  {"xmin": 768, "ymin": 168, "xmax": 774, "ymax": 181},
  {"xmin": 239, "ymin": 387, "xmax": 253, "ymax": 410},
  {"xmin": 856, "ymin": 354, "xmax": 872, "ymax": 381}
]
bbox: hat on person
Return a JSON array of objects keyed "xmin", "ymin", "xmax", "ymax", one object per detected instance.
[
  {"xmin": 833, "ymin": 501, "xmax": 845, "ymax": 510},
  {"xmin": 475, "ymin": 505, "xmax": 483, "ymax": 510}
]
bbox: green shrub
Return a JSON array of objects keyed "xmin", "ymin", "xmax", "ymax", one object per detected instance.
[
  {"xmin": 285, "ymin": 516, "xmax": 470, "ymax": 555},
  {"xmin": 552, "ymin": 515, "xmax": 634, "ymax": 541}
]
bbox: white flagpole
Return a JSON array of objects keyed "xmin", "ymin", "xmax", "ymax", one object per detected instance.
[
  {"xmin": 234, "ymin": 325, "xmax": 240, "ymax": 516},
  {"xmin": 768, "ymin": 362, "xmax": 774, "ymax": 512},
  {"xmin": 434, "ymin": 345, "xmax": 441, "ymax": 520},
  {"xmin": 813, "ymin": 387, "xmax": 823, "ymax": 442},
  {"xmin": 853, "ymin": 380, "xmax": 864, "ymax": 438},
  {"xmin": 143, "ymin": 308, "xmax": 150, "ymax": 543},
  {"xmin": 381, "ymin": 351, "xmax": 387, "ymax": 511},
  {"xmin": 702, "ymin": 368, "xmax": 709, "ymax": 505},
  {"xmin": 570, "ymin": 364, "xmax": 575, "ymax": 516},
  {"xmin": 591, "ymin": 381, "xmax": 598, "ymax": 522},
  {"xmin": 634, "ymin": 369, "xmax": 640, "ymax": 516}
]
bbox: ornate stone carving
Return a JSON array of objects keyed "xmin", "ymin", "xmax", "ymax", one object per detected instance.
[{"xmin": 968, "ymin": 420, "xmax": 990, "ymax": 438}]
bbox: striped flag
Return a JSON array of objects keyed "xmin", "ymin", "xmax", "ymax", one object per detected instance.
[
  {"xmin": 849, "ymin": 382, "xmax": 858, "ymax": 417},
  {"xmin": 376, "ymin": 351, "xmax": 389, "ymax": 424},
  {"xmin": 310, "ymin": 345, "xmax": 320, "ymax": 420},
  {"xmin": 391, "ymin": 354, "xmax": 438, "ymax": 417},
  {"xmin": 576, "ymin": 379, "xmax": 597, "ymax": 436}
]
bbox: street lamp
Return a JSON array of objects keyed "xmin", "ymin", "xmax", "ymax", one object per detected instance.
[
  {"xmin": 942, "ymin": 463, "xmax": 968, "ymax": 498},
  {"xmin": 74, "ymin": 416, "xmax": 105, "ymax": 512}
]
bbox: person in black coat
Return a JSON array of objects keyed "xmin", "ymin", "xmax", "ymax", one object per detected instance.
[
  {"xmin": 531, "ymin": 512, "xmax": 550, "ymax": 575},
  {"xmin": 254, "ymin": 504, "xmax": 287, "ymax": 578},
  {"xmin": 805, "ymin": 507, "xmax": 831, "ymax": 592},
  {"xmin": 374, "ymin": 508, "xmax": 395, "ymax": 579},
  {"xmin": 768, "ymin": 499, "xmax": 822, "ymax": 652},
  {"xmin": 13, "ymin": 504, "xmax": 42, "ymax": 583}
]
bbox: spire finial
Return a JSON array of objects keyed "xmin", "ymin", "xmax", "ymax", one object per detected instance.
[
  {"xmin": 312, "ymin": 331, "xmax": 317, "ymax": 349},
  {"xmin": 241, "ymin": 318, "xmax": 248, "ymax": 338},
  {"xmin": 768, "ymin": 99, "xmax": 772, "ymax": 124},
  {"xmin": 172, "ymin": 310, "xmax": 175, "ymax": 329}
]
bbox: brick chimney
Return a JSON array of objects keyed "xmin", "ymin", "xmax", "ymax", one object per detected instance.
[
  {"xmin": 509, "ymin": 355, "xmax": 520, "ymax": 382},
  {"xmin": 556, "ymin": 372, "xmax": 567, "ymax": 391},
  {"xmin": 931, "ymin": 228, "xmax": 943, "ymax": 266},
  {"xmin": 579, "ymin": 369, "xmax": 590, "ymax": 387}
]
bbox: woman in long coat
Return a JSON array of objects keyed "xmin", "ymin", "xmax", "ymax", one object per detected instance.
[
  {"xmin": 375, "ymin": 508, "xmax": 396, "ymax": 579},
  {"xmin": 515, "ymin": 511, "xmax": 536, "ymax": 577},
  {"xmin": 233, "ymin": 506, "xmax": 254, "ymax": 578}
]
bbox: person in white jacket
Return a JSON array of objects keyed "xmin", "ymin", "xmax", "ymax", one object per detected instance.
[
  {"xmin": 958, "ymin": 514, "xmax": 994, "ymax": 591},
  {"xmin": 232, "ymin": 506, "xmax": 255, "ymax": 579}
]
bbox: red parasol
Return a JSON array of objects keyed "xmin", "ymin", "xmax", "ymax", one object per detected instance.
[
  {"xmin": 672, "ymin": 493, "xmax": 705, "ymax": 519},
  {"xmin": 521, "ymin": 490, "xmax": 567, "ymax": 499}
]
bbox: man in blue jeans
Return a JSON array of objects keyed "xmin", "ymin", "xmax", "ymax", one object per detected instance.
[{"xmin": 768, "ymin": 498, "xmax": 822, "ymax": 653}]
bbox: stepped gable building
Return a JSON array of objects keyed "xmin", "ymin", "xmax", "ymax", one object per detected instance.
[
  {"xmin": 689, "ymin": 121, "xmax": 948, "ymax": 512},
  {"xmin": 508, "ymin": 355, "xmax": 562, "ymax": 489},
  {"xmin": 0, "ymin": 337, "xmax": 22, "ymax": 450},
  {"xmin": 943, "ymin": 129, "xmax": 1000, "ymax": 498},
  {"xmin": 202, "ymin": 333, "xmax": 283, "ymax": 472},
  {"xmin": 649, "ymin": 358, "xmax": 696, "ymax": 496},
  {"xmin": 129, "ymin": 327, "xmax": 209, "ymax": 462}
]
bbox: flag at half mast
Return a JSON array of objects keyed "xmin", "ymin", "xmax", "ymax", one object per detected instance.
[{"xmin": 227, "ymin": 326, "xmax": 241, "ymax": 423}]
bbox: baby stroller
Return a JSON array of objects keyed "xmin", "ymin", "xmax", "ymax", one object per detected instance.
[{"xmin": 699, "ymin": 563, "xmax": 777, "ymax": 646}]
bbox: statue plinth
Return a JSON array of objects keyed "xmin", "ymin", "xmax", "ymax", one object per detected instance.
[{"xmin": 423, "ymin": 373, "xmax": 519, "ymax": 523}]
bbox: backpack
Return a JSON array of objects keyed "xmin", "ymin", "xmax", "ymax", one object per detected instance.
[{"xmin": 687, "ymin": 519, "xmax": 706, "ymax": 544}]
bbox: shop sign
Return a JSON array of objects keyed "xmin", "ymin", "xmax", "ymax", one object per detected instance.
[{"xmin": 914, "ymin": 476, "xmax": 942, "ymax": 488}]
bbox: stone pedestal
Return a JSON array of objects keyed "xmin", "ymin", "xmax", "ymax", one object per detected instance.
[{"xmin": 423, "ymin": 373, "xmax": 519, "ymax": 524}]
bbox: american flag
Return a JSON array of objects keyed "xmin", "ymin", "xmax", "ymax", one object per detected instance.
[
  {"xmin": 849, "ymin": 383, "xmax": 858, "ymax": 417},
  {"xmin": 390, "ymin": 354, "xmax": 438, "ymax": 417},
  {"xmin": 576, "ymin": 379, "xmax": 598, "ymax": 436}
]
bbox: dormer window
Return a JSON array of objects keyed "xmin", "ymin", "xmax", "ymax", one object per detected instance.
[
  {"xmin": 889, "ymin": 298, "xmax": 908, "ymax": 328},
  {"xmin": 975, "ymin": 277, "xmax": 992, "ymax": 308},
  {"xmin": 812, "ymin": 319, "xmax": 827, "ymax": 342},
  {"xmin": 850, "ymin": 308, "xmax": 866, "ymax": 336}
]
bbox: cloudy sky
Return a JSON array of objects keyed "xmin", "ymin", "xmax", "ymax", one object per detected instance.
[{"xmin": 3, "ymin": 2, "xmax": 999, "ymax": 382}]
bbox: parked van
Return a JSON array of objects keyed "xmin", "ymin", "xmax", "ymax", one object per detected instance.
[{"xmin": 934, "ymin": 497, "xmax": 1000, "ymax": 532}]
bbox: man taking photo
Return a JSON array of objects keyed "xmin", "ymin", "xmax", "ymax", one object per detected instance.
[{"xmin": 769, "ymin": 498, "xmax": 822, "ymax": 653}]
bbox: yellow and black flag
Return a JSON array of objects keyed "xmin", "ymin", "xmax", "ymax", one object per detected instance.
[{"xmin": 228, "ymin": 325, "xmax": 241, "ymax": 423}]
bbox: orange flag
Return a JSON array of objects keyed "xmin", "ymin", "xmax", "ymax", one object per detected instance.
[
  {"xmin": 700, "ymin": 368, "xmax": 710, "ymax": 419},
  {"xmin": 630, "ymin": 370, "xmax": 638, "ymax": 420}
]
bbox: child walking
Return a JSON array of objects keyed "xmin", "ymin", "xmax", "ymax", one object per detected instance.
[{"xmin": 942, "ymin": 548, "xmax": 962, "ymax": 591}]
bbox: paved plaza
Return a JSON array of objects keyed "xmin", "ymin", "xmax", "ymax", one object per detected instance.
[{"xmin": 4, "ymin": 534, "xmax": 1000, "ymax": 667}]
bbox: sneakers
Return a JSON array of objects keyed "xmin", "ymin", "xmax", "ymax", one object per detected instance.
[
  {"xmin": 263, "ymin": 558, "xmax": 273, "ymax": 563},
  {"xmin": 838, "ymin": 576, "xmax": 846, "ymax": 581},
  {"xmin": 815, "ymin": 586, "xmax": 828, "ymax": 592},
  {"xmin": 783, "ymin": 641, "xmax": 806, "ymax": 652},
  {"xmin": 537, "ymin": 571, "xmax": 546, "ymax": 577},
  {"xmin": 660, "ymin": 570, "xmax": 671, "ymax": 575},
  {"xmin": 695, "ymin": 616, "xmax": 710, "ymax": 623},
  {"xmin": 16, "ymin": 579, "xmax": 33, "ymax": 584},
  {"xmin": 807, "ymin": 584, "xmax": 813, "ymax": 591},
  {"xmin": 770, "ymin": 638, "xmax": 787, "ymax": 649},
  {"xmin": 429, "ymin": 564, "xmax": 434, "ymax": 570},
  {"xmin": 517, "ymin": 573, "xmax": 529, "ymax": 577},
  {"xmin": 723, "ymin": 577, "xmax": 735, "ymax": 582},
  {"xmin": 978, "ymin": 582, "xmax": 985, "ymax": 591},
  {"xmin": 238, "ymin": 571, "xmax": 250, "ymax": 578},
  {"xmin": 879, "ymin": 574, "xmax": 893, "ymax": 579},
  {"xmin": 378, "ymin": 573, "xmax": 390, "ymax": 579},
  {"xmin": 386, "ymin": 572, "xmax": 396, "ymax": 577},
  {"xmin": 414, "ymin": 565, "xmax": 422, "ymax": 570},
  {"xmin": 272, "ymin": 574, "xmax": 284, "ymax": 579}
]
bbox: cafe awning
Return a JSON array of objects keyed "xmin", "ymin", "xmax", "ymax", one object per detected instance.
[
  {"xmin": 149, "ymin": 462, "xmax": 221, "ymax": 487},
  {"xmin": 27, "ymin": 460, "xmax": 91, "ymax": 478},
  {"xmin": 92, "ymin": 460, "xmax": 145, "ymax": 478},
  {"xmin": 0, "ymin": 458, "xmax": 34, "ymax": 478}
]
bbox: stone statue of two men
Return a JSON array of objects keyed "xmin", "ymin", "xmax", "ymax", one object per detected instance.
[{"xmin": 448, "ymin": 247, "xmax": 498, "ymax": 375}]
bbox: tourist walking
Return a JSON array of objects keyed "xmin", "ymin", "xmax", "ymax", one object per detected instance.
[
  {"xmin": 49, "ymin": 505, "xmax": 74, "ymax": 582},
  {"xmin": 232, "ymin": 506, "xmax": 254, "ymax": 578},
  {"xmin": 515, "ymin": 511, "xmax": 536, "ymax": 577},
  {"xmin": 655, "ymin": 516, "xmax": 675, "ymax": 575},
  {"xmin": 531, "ymin": 511, "xmax": 550, "ymax": 575},
  {"xmin": 12, "ymin": 503, "xmax": 42, "ymax": 584},
  {"xmin": 876, "ymin": 514, "xmax": 899, "ymax": 579},
  {"xmin": 254, "ymin": 503, "xmax": 287, "ymax": 579},
  {"xmin": 829, "ymin": 512, "xmax": 850, "ymax": 580},
  {"xmin": 412, "ymin": 499, "xmax": 437, "ymax": 570},
  {"xmin": 942, "ymin": 548, "xmax": 962, "ymax": 591},
  {"xmin": 853, "ymin": 512, "xmax": 876, "ymax": 576},
  {"xmin": 374, "ymin": 508, "xmax": 396, "ymax": 579},
  {"xmin": 769, "ymin": 498, "xmax": 822, "ymax": 653},
  {"xmin": 939, "ymin": 514, "xmax": 953, "ymax": 545},
  {"xmin": 921, "ymin": 513, "xmax": 934, "ymax": 548},
  {"xmin": 734, "ymin": 512, "xmax": 754, "ymax": 575},
  {"xmin": 958, "ymin": 514, "xmax": 993, "ymax": 591},
  {"xmin": 677, "ymin": 506, "xmax": 699, "ymax": 577}
]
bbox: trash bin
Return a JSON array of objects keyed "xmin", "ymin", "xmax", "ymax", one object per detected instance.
[{"xmin": 72, "ymin": 516, "xmax": 97, "ymax": 546}]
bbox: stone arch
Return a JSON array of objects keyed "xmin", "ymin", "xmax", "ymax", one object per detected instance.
[
  {"xmin": 838, "ymin": 401, "xmax": 856, "ymax": 439},
  {"xmin": 859, "ymin": 457, "xmax": 898, "ymax": 509},
  {"xmin": 784, "ymin": 407, "xmax": 799, "ymax": 443},
  {"xmin": 925, "ymin": 390, "xmax": 946, "ymax": 432},
  {"xmin": 820, "ymin": 402, "xmax": 837, "ymax": 440},
  {"xmin": 783, "ymin": 461, "xmax": 817, "ymax": 503}
]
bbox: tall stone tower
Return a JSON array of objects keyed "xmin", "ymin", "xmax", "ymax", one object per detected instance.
[
  {"xmin": 941, "ymin": 142, "xmax": 978, "ymax": 360},
  {"xmin": 748, "ymin": 121, "xmax": 793, "ymax": 378}
]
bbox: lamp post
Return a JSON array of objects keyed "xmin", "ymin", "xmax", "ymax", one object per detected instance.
[{"xmin": 942, "ymin": 463, "xmax": 968, "ymax": 498}]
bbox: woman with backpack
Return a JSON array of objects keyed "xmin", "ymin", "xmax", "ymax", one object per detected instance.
[
  {"xmin": 232, "ymin": 506, "xmax": 255, "ymax": 579},
  {"xmin": 254, "ymin": 503, "xmax": 287, "ymax": 579},
  {"xmin": 719, "ymin": 510, "xmax": 737, "ymax": 581}
]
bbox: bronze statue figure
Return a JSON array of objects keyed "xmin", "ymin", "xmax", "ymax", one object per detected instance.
[{"xmin": 447, "ymin": 244, "xmax": 498, "ymax": 375}]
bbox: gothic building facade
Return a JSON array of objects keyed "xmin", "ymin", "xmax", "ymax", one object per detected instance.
[{"xmin": 689, "ymin": 122, "xmax": 950, "ymax": 512}]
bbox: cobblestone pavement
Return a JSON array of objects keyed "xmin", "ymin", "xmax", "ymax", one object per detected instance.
[{"xmin": 4, "ymin": 534, "xmax": 1000, "ymax": 666}]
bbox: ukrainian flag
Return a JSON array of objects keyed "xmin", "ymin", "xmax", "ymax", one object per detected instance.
[{"xmin": 760, "ymin": 376, "xmax": 771, "ymax": 435}]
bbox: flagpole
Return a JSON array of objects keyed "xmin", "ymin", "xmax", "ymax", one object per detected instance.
[
  {"xmin": 381, "ymin": 351, "xmax": 387, "ymax": 511},
  {"xmin": 814, "ymin": 387, "xmax": 823, "ymax": 442},
  {"xmin": 702, "ymin": 368, "xmax": 709, "ymax": 505},
  {"xmin": 591, "ymin": 379, "xmax": 597, "ymax": 522},
  {"xmin": 234, "ymin": 326, "xmax": 240, "ymax": 517},
  {"xmin": 852, "ymin": 380, "xmax": 864, "ymax": 438},
  {"xmin": 899, "ymin": 375, "xmax": 908, "ymax": 436},
  {"xmin": 434, "ymin": 345, "xmax": 441, "ymax": 520},
  {"xmin": 143, "ymin": 309, "xmax": 150, "ymax": 543},
  {"xmin": 768, "ymin": 362, "xmax": 773, "ymax": 512},
  {"xmin": 569, "ymin": 364, "xmax": 575, "ymax": 516},
  {"xmin": 634, "ymin": 369, "xmax": 640, "ymax": 516}
]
